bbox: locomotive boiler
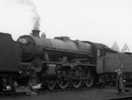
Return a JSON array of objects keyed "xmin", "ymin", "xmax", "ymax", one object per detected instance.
[{"xmin": 17, "ymin": 29, "xmax": 98, "ymax": 90}]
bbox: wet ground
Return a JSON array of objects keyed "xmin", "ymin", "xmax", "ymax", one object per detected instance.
[{"xmin": 0, "ymin": 88, "xmax": 132, "ymax": 100}]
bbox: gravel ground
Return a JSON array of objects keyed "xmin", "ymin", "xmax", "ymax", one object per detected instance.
[{"xmin": 0, "ymin": 88, "xmax": 132, "ymax": 100}]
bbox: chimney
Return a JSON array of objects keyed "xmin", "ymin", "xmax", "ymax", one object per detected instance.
[
  {"xmin": 31, "ymin": 29, "xmax": 40, "ymax": 37},
  {"xmin": 31, "ymin": 16, "xmax": 40, "ymax": 37}
]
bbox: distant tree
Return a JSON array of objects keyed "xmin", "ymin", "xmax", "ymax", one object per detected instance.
[
  {"xmin": 121, "ymin": 43, "xmax": 129, "ymax": 52},
  {"xmin": 111, "ymin": 41, "xmax": 120, "ymax": 52}
]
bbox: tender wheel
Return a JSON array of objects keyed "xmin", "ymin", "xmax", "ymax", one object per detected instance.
[
  {"xmin": 57, "ymin": 79, "xmax": 69, "ymax": 89},
  {"xmin": 0, "ymin": 77, "xmax": 17, "ymax": 93},
  {"xmin": 72, "ymin": 79, "xmax": 82, "ymax": 89},
  {"xmin": 47, "ymin": 80, "xmax": 56, "ymax": 90},
  {"xmin": 84, "ymin": 71, "xmax": 94, "ymax": 88}
]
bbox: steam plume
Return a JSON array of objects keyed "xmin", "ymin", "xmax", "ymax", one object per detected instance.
[{"xmin": 17, "ymin": 0, "xmax": 40, "ymax": 30}]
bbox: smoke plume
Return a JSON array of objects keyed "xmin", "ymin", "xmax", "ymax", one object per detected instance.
[{"xmin": 17, "ymin": 0, "xmax": 40, "ymax": 30}]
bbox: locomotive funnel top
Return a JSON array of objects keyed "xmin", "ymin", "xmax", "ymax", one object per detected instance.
[{"xmin": 31, "ymin": 29, "xmax": 40, "ymax": 37}]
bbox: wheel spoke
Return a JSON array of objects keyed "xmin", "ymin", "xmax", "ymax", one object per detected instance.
[
  {"xmin": 57, "ymin": 79, "xmax": 69, "ymax": 89},
  {"xmin": 56, "ymin": 69, "xmax": 70, "ymax": 89},
  {"xmin": 72, "ymin": 67, "xmax": 83, "ymax": 88},
  {"xmin": 47, "ymin": 80, "xmax": 56, "ymax": 90},
  {"xmin": 85, "ymin": 79, "xmax": 93, "ymax": 88},
  {"xmin": 84, "ymin": 72, "xmax": 94, "ymax": 88},
  {"xmin": 72, "ymin": 80, "xmax": 82, "ymax": 88}
]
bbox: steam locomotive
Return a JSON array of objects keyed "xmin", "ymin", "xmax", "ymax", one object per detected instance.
[{"xmin": 0, "ymin": 29, "xmax": 132, "ymax": 93}]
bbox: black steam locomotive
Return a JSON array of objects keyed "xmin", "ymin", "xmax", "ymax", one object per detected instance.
[
  {"xmin": 0, "ymin": 29, "xmax": 132, "ymax": 92},
  {"xmin": 18, "ymin": 29, "xmax": 98, "ymax": 90}
]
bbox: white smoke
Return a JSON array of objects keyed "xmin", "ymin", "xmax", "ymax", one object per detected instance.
[{"xmin": 17, "ymin": 0, "xmax": 40, "ymax": 30}]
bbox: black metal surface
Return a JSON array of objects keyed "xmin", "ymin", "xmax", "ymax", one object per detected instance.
[{"xmin": 0, "ymin": 33, "xmax": 21, "ymax": 72}]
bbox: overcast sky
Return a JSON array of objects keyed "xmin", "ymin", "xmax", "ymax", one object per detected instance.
[{"xmin": 0, "ymin": 0, "xmax": 132, "ymax": 51}]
